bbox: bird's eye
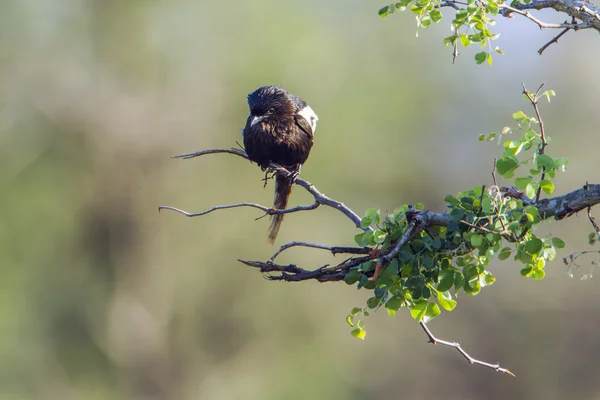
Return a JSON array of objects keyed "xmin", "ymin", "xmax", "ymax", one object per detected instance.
[{"xmin": 267, "ymin": 107, "xmax": 275, "ymax": 114}]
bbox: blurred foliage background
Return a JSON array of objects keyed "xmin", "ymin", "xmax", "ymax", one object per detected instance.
[{"xmin": 1, "ymin": 1, "xmax": 600, "ymax": 399}]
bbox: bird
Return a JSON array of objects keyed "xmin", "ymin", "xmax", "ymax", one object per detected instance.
[{"xmin": 242, "ymin": 85, "xmax": 318, "ymax": 243}]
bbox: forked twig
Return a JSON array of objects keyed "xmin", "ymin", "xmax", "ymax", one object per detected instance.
[{"xmin": 420, "ymin": 322, "xmax": 515, "ymax": 376}]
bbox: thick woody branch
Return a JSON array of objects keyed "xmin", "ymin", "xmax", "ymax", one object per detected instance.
[
  {"xmin": 237, "ymin": 183, "xmax": 600, "ymax": 283},
  {"xmin": 500, "ymin": 0, "xmax": 600, "ymax": 32}
]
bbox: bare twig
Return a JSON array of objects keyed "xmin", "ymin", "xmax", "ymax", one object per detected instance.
[
  {"xmin": 270, "ymin": 241, "xmax": 371, "ymax": 262},
  {"xmin": 419, "ymin": 322, "xmax": 515, "ymax": 376},
  {"xmin": 381, "ymin": 218, "xmax": 420, "ymax": 264},
  {"xmin": 158, "ymin": 202, "xmax": 319, "ymax": 218},
  {"xmin": 239, "ymin": 253, "xmax": 377, "ymax": 282},
  {"xmin": 522, "ymin": 83, "xmax": 548, "ymax": 203},
  {"xmin": 588, "ymin": 206, "xmax": 600, "ymax": 234},
  {"xmin": 538, "ymin": 24, "xmax": 572, "ymax": 54},
  {"xmin": 163, "ymin": 148, "xmax": 372, "ymax": 232}
]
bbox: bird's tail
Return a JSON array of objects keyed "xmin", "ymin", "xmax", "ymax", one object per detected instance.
[{"xmin": 268, "ymin": 174, "xmax": 292, "ymax": 243}]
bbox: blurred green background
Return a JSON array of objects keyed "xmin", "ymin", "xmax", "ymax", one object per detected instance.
[{"xmin": 2, "ymin": 1, "xmax": 600, "ymax": 399}]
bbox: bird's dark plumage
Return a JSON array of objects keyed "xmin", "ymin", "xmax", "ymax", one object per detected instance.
[{"xmin": 242, "ymin": 86, "xmax": 318, "ymax": 243}]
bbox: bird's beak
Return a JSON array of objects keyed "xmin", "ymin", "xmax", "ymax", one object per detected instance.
[{"xmin": 251, "ymin": 115, "xmax": 264, "ymax": 127}]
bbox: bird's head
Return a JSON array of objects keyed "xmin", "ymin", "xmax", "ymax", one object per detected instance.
[{"xmin": 247, "ymin": 86, "xmax": 298, "ymax": 127}]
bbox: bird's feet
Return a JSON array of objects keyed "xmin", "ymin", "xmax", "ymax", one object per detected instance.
[
  {"xmin": 286, "ymin": 169, "xmax": 300, "ymax": 184},
  {"xmin": 287, "ymin": 164, "xmax": 301, "ymax": 184},
  {"xmin": 262, "ymin": 169, "xmax": 276, "ymax": 188}
]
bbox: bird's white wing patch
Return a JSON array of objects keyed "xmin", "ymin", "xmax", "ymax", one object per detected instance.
[{"xmin": 297, "ymin": 105, "xmax": 318, "ymax": 135}]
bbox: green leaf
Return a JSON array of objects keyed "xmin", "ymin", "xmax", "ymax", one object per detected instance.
[
  {"xmin": 409, "ymin": 300, "xmax": 428, "ymax": 321},
  {"xmin": 385, "ymin": 295, "xmax": 404, "ymax": 311},
  {"xmin": 543, "ymin": 90, "xmax": 556, "ymax": 102},
  {"xmin": 496, "ymin": 156, "xmax": 519, "ymax": 177},
  {"xmin": 346, "ymin": 315, "xmax": 354, "ymax": 327},
  {"xmin": 532, "ymin": 269, "xmax": 545, "ymax": 280},
  {"xmin": 351, "ymin": 327, "xmax": 366, "ymax": 340},
  {"xmin": 437, "ymin": 269, "xmax": 454, "ymax": 292},
  {"xmin": 540, "ymin": 179, "xmax": 554, "ymax": 195},
  {"xmin": 354, "ymin": 231, "xmax": 373, "ymax": 247},
  {"xmin": 431, "ymin": 9, "xmax": 443, "ymax": 22},
  {"xmin": 423, "ymin": 303, "xmax": 441, "ymax": 323},
  {"xmin": 420, "ymin": 15, "xmax": 432, "ymax": 28},
  {"xmin": 554, "ymin": 157, "xmax": 569, "ymax": 172},
  {"xmin": 520, "ymin": 266, "xmax": 533, "ymax": 277},
  {"xmin": 471, "ymin": 234, "xmax": 485, "ymax": 248},
  {"xmin": 525, "ymin": 238, "xmax": 543, "ymax": 255},
  {"xmin": 486, "ymin": 0, "xmax": 499, "ymax": 14},
  {"xmin": 467, "ymin": 3, "xmax": 479, "ymax": 13},
  {"xmin": 378, "ymin": 6, "xmax": 390, "ymax": 17},
  {"xmin": 460, "ymin": 34, "xmax": 470, "ymax": 47},
  {"xmin": 444, "ymin": 194, "xmax": 460, "ymax": 205},
  {"xmin": 366, "ymin": 296, "xmax": 381, "ymax": 309},
  {"xmin": 344, "ymin": 269, "xmax": 362, "ymax": 285},
  {"xmin": 444, "ymin": 34, "xmax": 458, "ymax": 46},
  {"xmin": 373, "ymin": 229, "xmax": 387, "ymax": 244},
  {"xmin": 552, "ymin": 237, "xmax": 566, "ymax": 248},
  {"xmin": 498, "ymin": 247, "xmax": 512, "ymax": 260},
  {"xmin": 437, "ymin": 290, "xmax": 457, "ymax": 311},
  {"xmin": 525, "ymin": 182, "xmax": 538, "ymax": 199},
  {"xmin": 351, "ymin": 307, "xmax": 362, "ymax": 316},
  {"xmin": 536, "ymin": 154, "xmax": 555, "ymax": 170},
  {"xmin": 475, "ymin": 51, "xmax": 487, "ymax": 65},
  {"xmin": 515, "ymin": 177, "xmax": 532, "ymax": 190},
  {"xmin": 512, "ymin": 111, "xmax": 528, "ymax": 121}
]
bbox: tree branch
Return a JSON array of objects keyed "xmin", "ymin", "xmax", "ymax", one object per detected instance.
[
  {"xmin": 500, "ymin": 0, "xmax": 600, "ymax": 33},
  {"xmin": 235, "ymin": 183, "xmax": 600, "ymax": 283},
  {"xmin": 419, "ymin": 322, "xmax": 515, "ymax": 376},
  {"xmin": 162, "ymin": 148, "xmax": 372, "ymax": 232}
]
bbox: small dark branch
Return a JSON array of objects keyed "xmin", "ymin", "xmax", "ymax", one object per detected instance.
[
  {"xmin": 588, "ymin": 206, "xmax": 600, "ymax": 234},
  {"xmin": 419, "ymin": 322, "xmax": 515, "ymax": 376},
  {"xmin": 381, "ymin": 216, "xmax": 422, "ymax": 265},
  {"xmin": 158, "ymin": 201, "xmax": 319, "ymax": 218},
  {"xmin": 270, "ymin": 241, "xmax": 371, "ymax": 262},
  {"xmin": 239, "ymin": 254, "xmax": 376, "ymax": 282},
  {"xmin": 459, "ymin": 219, "xmax": 517, "ymax": 242},
  {"xmin": 439, "ymin": 0, "xmax": 465, "ymax": 9},
  {"xmin": 167, "ymin": 148, "xmax": 372, "ymax": 232},
  {"xmin": 538, "ymin": 23, "xmax": 572, "ymax": 54},
  {"xmin": 491, "ymin": 159, "xmax": 510, "ymax": 235},
  {"xmin": 173, "ymin": 147, "xmax": 249, "ymax": 160},
  {"xmin": 522, "ymin": 83, "xmax": 548, "ymax": 203},
  {"xmin": 452, "ymin": 29, "xmax": 459, "ymax": 63}
]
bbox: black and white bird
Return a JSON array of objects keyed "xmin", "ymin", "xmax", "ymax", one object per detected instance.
[{"xmin": 242, "ymin": 85, "xmax": 318, "ymax": 243}]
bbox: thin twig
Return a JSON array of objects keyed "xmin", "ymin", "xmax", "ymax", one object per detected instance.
[
  {"xmin": 452, "ymin": 29, "xmax": 459, "ymax": 64},
  {"xmin": 158, "ymin": 202, "xmax": 319, "ymax": 218},
  {"xmin": 239, "ymin": 254, "xmax": 377, "ymax": 282},
  {"xmin": 589, "ymin": 206, "xmax": 600, "ymax": 234},
  {"xmin": 419, "ymin": 322, "xmax": 515, "ymax": 376},
  {"xmin": 164, "ymin": 148, "xmax": 372, "ymax": 232},
  {"xmin": 381, "ymin": 217, "xmax": 421, "ymax": 264},
  {"xmin": 522, "ymin": 83, "xmax": 548, "ymax": 203},
  {"xmin": 538, "ymin": 25, "xmax": 571, "ymax": 55},
  {"xmin": 270, "ymin": 241, "xmax": 371, "ymax": 262}
]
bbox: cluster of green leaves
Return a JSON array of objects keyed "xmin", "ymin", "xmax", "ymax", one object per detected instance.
[
  {"xmin": 346, "ymin": 90, "xmax": 568, "ymax": 338},
  {"xmin": 378, "ymin": 0, "xmax": 503, "ymax": 64}
]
